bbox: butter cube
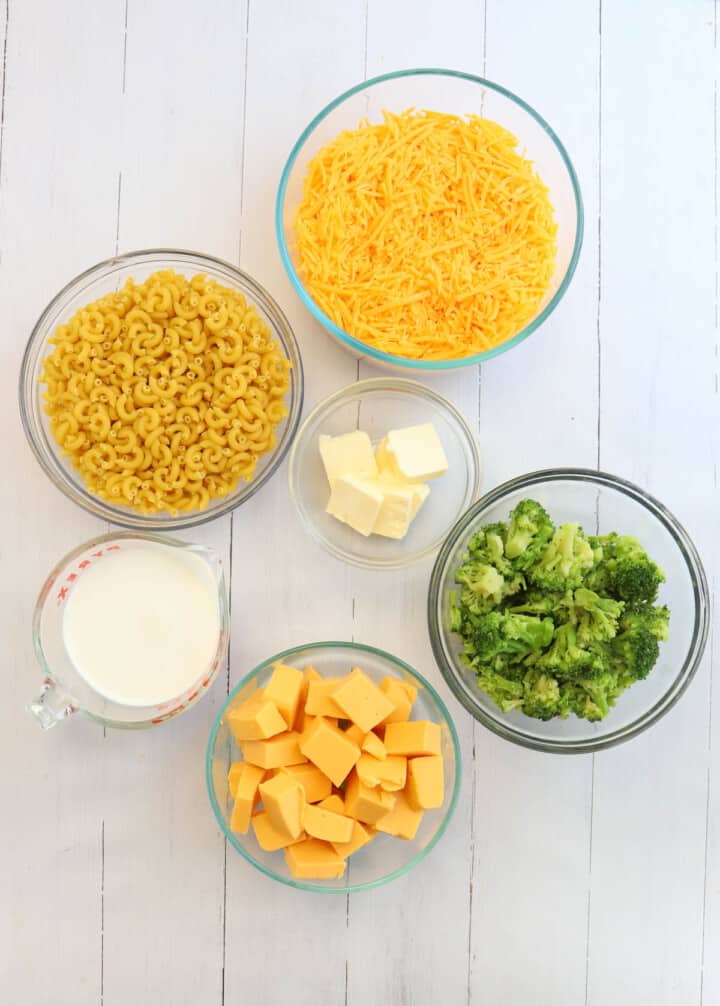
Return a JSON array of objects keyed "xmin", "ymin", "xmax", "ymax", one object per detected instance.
[
  {"xmin": 252, "ymin": 810, "xmax": 305, "ymax": 852},
  {"xmin": 264, "ymin": 662, "xmax": 304, "ymax": 729},
  {"xmin": 332, "ymin": 667, "xmax": 395, "ymax": 733},
  {"xmin": 344, "ymin": 771, "xmax": 397, "ymax": 825},
  {"xmin": 384, "ymin": 720, "xmax": 441, "ymax": 757},
  {"xmin": 303, "ymin": 803, "xmax": 354, "ymax": 844},
  {"xmin": 284, "ymin": 838, "xmax": 346, "ymax": 879},
  {"xmin": 293, "ymin": 665, "xmax": 321, "ymax": 731},
  {"xmin": 259, "ymin": 773, "xmax": 306, "ymax": 840},
  {"xmin": 318, "ymin": 431, "xmax": 378, "ymax": 486},
  {"xmin": 326, "ymin": 475, "xmax": 385, "ymax": 536},
  {"xmin": 229, "ymin": 762, "xmax": 265, "ymax": 834},
  {"xmin": 372, "ymin": 482, "xmax": 415, "ymax": 540},
  {"xmin": 375, "ymin": 790, "xmax": 424, "ymax": 840},
  {"xmin": 406, "ymin": 755, "xmax": 444, "ymax": 810},
  {"xmin": 241, "ymin": 731, "xmax": 307, "ymax": 769},
  {"xmin": 384, "ymin": 424, "xmax": 448, "ymax": 482},
  {"xmin": 276, "ymin": 763, "xmax": 332, "ymax": 805},
  {"xmin": 361, "ymin": 731, "xmax": 386, "ymax": 760},
  {"xmin": 380, "ymin": 678, "xmax": 418, "ymax": 724},
  {"xmin": 317, "ymin": 794, "xmax": 345, "ymax": 814},
  {"xmin": 299, "ymin": 717, "xmax": 361, "ymax": 787},
  {"xmin": 408, "ymin": 482, "xmax": 430, "ymax": 519},
  {"xmin": 305, "ymin": 677, "xmax": 347, "ymax": 718},
  {"xmin": 331, "ymin": 819, "xmax": 375, "ymax": 859},
  {"xmin": 226, "ymin": 688, "xmax": 287, "ymax": 741},
  {"xmin": 356, "ymin": 753, "xmax": 407, "ymax": 792}
]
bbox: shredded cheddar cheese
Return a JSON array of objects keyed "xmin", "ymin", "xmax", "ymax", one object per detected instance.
[{"xmin": 294, "ymin": 110, "xmax": 557, "ymax": 361}]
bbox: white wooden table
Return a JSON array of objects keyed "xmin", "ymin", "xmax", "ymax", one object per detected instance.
[{"xmin": 1, "ymin": 2, "xmax": 718, "ymax": 1004}]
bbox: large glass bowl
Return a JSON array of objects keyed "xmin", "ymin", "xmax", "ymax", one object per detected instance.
[
  {"xmin": 428, "ymin": 469, "xmax": 709, "ymax": 754},
  {"xmin": 19, "ymin": 249, "xmax": 304, "ymax": 531},
  {"xmin": 206, "ymin": 641, "xmax": 461, "ymax": 893},
  {"xmin": 276, "ymin": 68, "xmax": 583, "ymax": 372},
  {"xmin": 288, "ymin": 378, "xmax": 481, "ymax": 569}
]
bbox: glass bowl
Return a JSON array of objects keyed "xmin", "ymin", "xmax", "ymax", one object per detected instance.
[
  {"xmin": 428, "ymin": 469, "xmax": 709, "ymax": 754},
  {"xmin": 287, "ymin": 378, "xmax": 481, "ymax": 569},
  {"xmin": 19, "ymin": 249, "xmax": 304, "ymax": 531},
  {"xmin": 206, "ymin": 641, "xmax": 461, "ymax": 893},
  {"xmin": 276, "ymin": 68, "xmax": 583, "ymax": 372}
]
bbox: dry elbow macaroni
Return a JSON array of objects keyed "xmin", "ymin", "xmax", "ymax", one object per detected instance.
[{"xmin": 39, "ymin": 270, "xmax": 292, "ymax": 515}]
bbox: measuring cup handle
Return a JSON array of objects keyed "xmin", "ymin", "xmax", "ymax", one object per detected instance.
[{"xmin": 28, "ymin": 679, "xmax": 76, "ymax": 730}]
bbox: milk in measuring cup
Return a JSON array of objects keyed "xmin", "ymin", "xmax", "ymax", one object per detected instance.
[{"xmin": 62, "ymin": 540, "xmax": 220, "ymax": 707}]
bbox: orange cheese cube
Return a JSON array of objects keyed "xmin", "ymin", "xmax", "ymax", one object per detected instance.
[
  {"xmin": 259, "ymin": 773, "xmax": 305, "ymax": 840},
  {"xmin": 229, "ymin": 761, "xmax": 266, "ymax": 834},
  {"xmin": 293, "ymin": 666, "xmax": 322, "ymax": 732},
  {"xmin": 356, "ymin": 753, "xmax": 407, "ymax": 792},
  {"xmin": 284, "ymin": 839, "xmax": 346, "ymax": 879},
  {"xmin": 343, "ymin": 723, "xmax": 364, "ymax": 745},
  {"xmin": 375, "ymin": 790, "xmax": 424, "ymax": 840},
  {"xmin": 384, "ymin": 720, "xmax": 441, "ymax": 757},
  {"xmin": 344, "ymin": 771, "xmax": 396, "ymax": 825},
  {"xmin": 317, "ymin": 794, "xmax": 345, "ymax": 814},
  {"xmin": 241, "ymin": 731, "xmax": 307, "ymax": 769},
  {"xmin": 331, "ymin": 668, "xmax": 395, "ymax": 733},
  {"xmin": 406, "ymin": 755, "xmax": 444, "ymax": 810},
  {"xmin": 226, "ymin": 689, "xmax": 287, "ymax": 741},
  {"xmin": 252, "ymin": 810, "xmax": 305, "ymax": 852},
  {"xmin": 299, "ymin": 717, "xmax": 361, "ymax": 787},
  {"xmin": 331, "ymin": 819, "xmax": 375, "ymax": 858},
  {"xmin": 228, "ymin": 761, "xmax": 244, "ymax": 798},
  {"xmin": 303, "ymin": 803, "xmax": 354, "ymax": 844},
  {"xmin": 276, "ymin": 763, "xmax": 332, "ymax": 804},
  {"xmin": 305, "ymin": 677, "xmax": 348, "ymax": 718},
  {"xmin": 380, "ymin": 677, "xmax": 418, "ymax": 723},
  {"xmin": 361, "ymin": 731, "xmax": 386, "ymax": 760},
  {"xmin": 264, "ymin": 662, "xmax": 304, "ymax": 729}
]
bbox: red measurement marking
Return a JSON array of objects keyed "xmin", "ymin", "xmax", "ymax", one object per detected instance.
[
  {"xmin": 202, "ymin": 678, "xmax": 211, "ymax": 687},
  {"xmin": 78, "ymin": 560, "xmax": 91, "ymax": 569},
  {"xmin": 187, "ymin": 691, "xmax": 199, "ymax": 704},
  {"xmin": 106, "ymin": 545, "xmax": 121, "ymax": 551},
  {"xmin": 57, "ymin": 586, "xmax": 69, "ymax": 602},
  {"xmin": 92, "ymin": 550, "xmax": 104, "ymax": 558},
  {"xmin": 66, "ymin": 573, "xmax": 78, "ymax": 582},
  {"xmin": 211, "ymin": 661, "xmax": 218, "ymax": 671}
]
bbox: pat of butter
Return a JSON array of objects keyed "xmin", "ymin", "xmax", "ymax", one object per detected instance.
[
  {"xmin": 326, "ymin": 475, "xmax": 384, "ymax": 537},
  {"xmin": 383, "ymin": 424, "xmax": 448, "ymax": 482},
  {"xmin": 372, "ymin": 482, "xmax": 415, "ymax": 540},
  {"xmin": 318, "ymin": 431, "xmax": 378, "ymax": 487}
]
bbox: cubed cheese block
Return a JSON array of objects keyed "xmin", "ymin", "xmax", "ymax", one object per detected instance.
[
  {"xmin": 241, "ymin": 731, "xmax": 307, "ymax": 769},
  {"xmin": 276, "ymin": 763, "xmax": 332, "ymax": 805},
  {"xmin": 305, "ymin": 678, "xmax": 347, "ymax": 718},
  {"xmin": 384, "ymin": 720, "xmax": 441, "ymax": 757},
  {"xmin": 384, "ymin": 424, "xmax": 448, "ymax": 482},
  {"xmin": 317, "ymin": 794, "xmax": 345, "ymax": 814},
  {"xmin": 361, "ymin": 731, "xmax": 386, "ymax": 760},
  {"xmin": 227, "ymin": 689, "xmax": 287, "ymax": 741},
  {"xmin": 332, "ymin": 668, "xmax": 395, "ymax": 733},
  {"xmin": 375, "ymin": 790, "xmax": 424, "ymax": 841},
  {"xmin": 343, "ymin": 723, "xmax": 364, "ymax": 746},
  {"xmin": 252, "ymin": 810, "xmax": 305, "ymax": 852},
  {"xmin": 379, "ymin": 678, "xmax": 417, "ymax": 724},
  {"xmin": 284, "ymin": 839, "xmax": 346, "ymax": 880},
  {"xmin": 406, "ymin": 755, "xmax": 444, "ymax": 810},
  {"xmin": 303, "ymin": 803, "xmax": 354, "ymax": 844},
  {"xmin": 230, "ymin": 762, "xmax": 266, "ymax": 834},
  {"xmin": 331, "ymin": 819, "xmax": 375, "ymax": 859},
  {"xmin": 326, "ymin": 475, "xmax": 385, "ymax": 537},
  {"xmin": 259, "ymin": 773, "xmax": 305, "ymax": 840},
  {"xmin": 355, "ymin": 753, "xmax": 407, "ymax": 792},
  {"xmin": 228, "ymin": 761, "xmax": 244, "ymax": 798},
  {"xmin": 263, "ymin": 662, "xmax": 304, "ymax": 729},
  {"xmin": 344, "ymin": 771, "xmax": 397, "ymax": 825},
  {"xmin": 293, "ymin": 666, "xmax": 321, "ymax": 732},
  {"xmin": 299, "ymin": 717, "xmax": 361, "ymax": 787},
  {"xmin": 318, "ymin": 431, "xmax": 378, "ymax": 486}
]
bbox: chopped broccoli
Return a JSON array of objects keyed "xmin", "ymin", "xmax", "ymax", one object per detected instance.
[
  {"xmin": 538, "ymin": 623, "xmax": 608, "ymax": 681},
  {"xmin": 522, "ymin": 669, "xmax": 561, "ymax": 720},
  {"xmin": 455, "ymin": 561, "xmax": 505, "ymax": 606},
  {"xmin": 610, "ymin": 624, "xmax": 660, "ymax": 681},
  {"xmin": 586, "ymin": 534, "xmax": 665, "ymax": 603},
  {"xmin": 504, "ymin": 499, "xmax": 555, "ymax": 570},
  {"xmin": 572, "ymin": 587, "xmax": 624, "ymax": 645},
  {"xmin": 620, "ymin": 603, "xmax": 670, "ymax": 641},
  {"xmin": 528, "ymin": 522, "xmax": 595, "ymax": 592},
  {"xmin": 464, "ymin": 611, "xmax": 554, "ymax": 665},
  {"xmin": 475, "ymin": 668, "xmax": 524, "ymax": 712}
]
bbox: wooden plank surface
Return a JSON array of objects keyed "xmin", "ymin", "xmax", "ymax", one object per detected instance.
[{"xmin": 0, "ymin": 1, "xmax": 717, "ymax": 1005}]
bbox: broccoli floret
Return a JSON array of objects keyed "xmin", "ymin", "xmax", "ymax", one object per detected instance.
[
  {"xmin": 455, "ymin": 561, "xmax": 506, "ymax": 606},
  {"xmin": 575, "ymin": 671, "xmax": 626, "ymax": 719},
  {"xmin": 572, "ymin": 587, "xmax": 624, "ymax": 645},
  {"xmin": 509, "ymin": 588, "xmax": 572, "ymax": 618},
  {"xmin": 610, "ymin": 624, "xmax": 660, "ymax": 681},
  {"xmin": 528, "ymin": 522, "xmax": 595, "ymax": 592},
  {"xmin": 504, "ymin": 499, "xmax": 555, "ymax": 571},
  {"xmin": 465, "ymin": 611, "xmax": 554, "ymax": 664},
  {"xmin": 475, "ymin": 668, "xmax": 525, "ymax": 712},
  {"xmin": 538, "ymin": 623, "xmax": 607, "ymax": 681},
  {"xmin": 467, "ymin": 521, "xmax": 510, "ymax": 569},
  {"xmin": 586, "ymin": 535, "xmax": 665, "ymax": 603},
  {"xmin": 521, "ymin": 669, "xmax": 561, "ymax": 720},
  {"xmin": 620, "ymin": 603, "xmax": 670, "ymax": 641}
]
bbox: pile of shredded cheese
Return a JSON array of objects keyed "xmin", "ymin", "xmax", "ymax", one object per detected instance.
[{"xmin": 294, "ymin": 109, "xmax": 558, "ymax": 361}]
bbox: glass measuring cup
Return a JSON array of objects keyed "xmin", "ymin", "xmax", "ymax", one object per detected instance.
[{"xmin": 29, "ymin": 532, "xmax": 229, "ymax": 730}]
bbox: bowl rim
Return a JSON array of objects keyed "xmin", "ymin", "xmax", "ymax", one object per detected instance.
[
  {"xmin": 427, "ymin": 466, "xmax": 710, "ymax": 754},
  {"xmin": 275, "ymin": 66, "xmax": 584, "ymax": 371},
  {"xmin": 205, "ymin": 640, "xmax": 462, "ymax": 893},
  {"xmin": 18, "ymin": 247, "xmax": 305, "ymax": 531},
  {"xmin": 287, "ymin": 376, "xmax": 482, "ymax": 569}
]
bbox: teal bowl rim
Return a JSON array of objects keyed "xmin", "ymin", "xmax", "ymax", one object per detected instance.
[
  {"xmin": 205, "ymin": 640, "xmax": 462, "ymax": 893},
  {"xmin": 275, "ymin": 67, "xmax": 584, "ymax": 371}
]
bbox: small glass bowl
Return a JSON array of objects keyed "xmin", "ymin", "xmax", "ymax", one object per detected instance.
[
  {"xmin": 276, "ymin": 68, "xmax": 583, "ymax": 372},
  {"xmin": 288, "ymin": 378, "xmax": 481, "ymax": 569},
  {"xmin": 428, "ymin": 469, "xmax": 710, "ymax": 754},
  {"xmin": 206, "ymin": 641, "xmax": 461, "ymax": 893},
  {"xmin": 19, "ymin": 249, "xmax": 304, "ymax": 531}
]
